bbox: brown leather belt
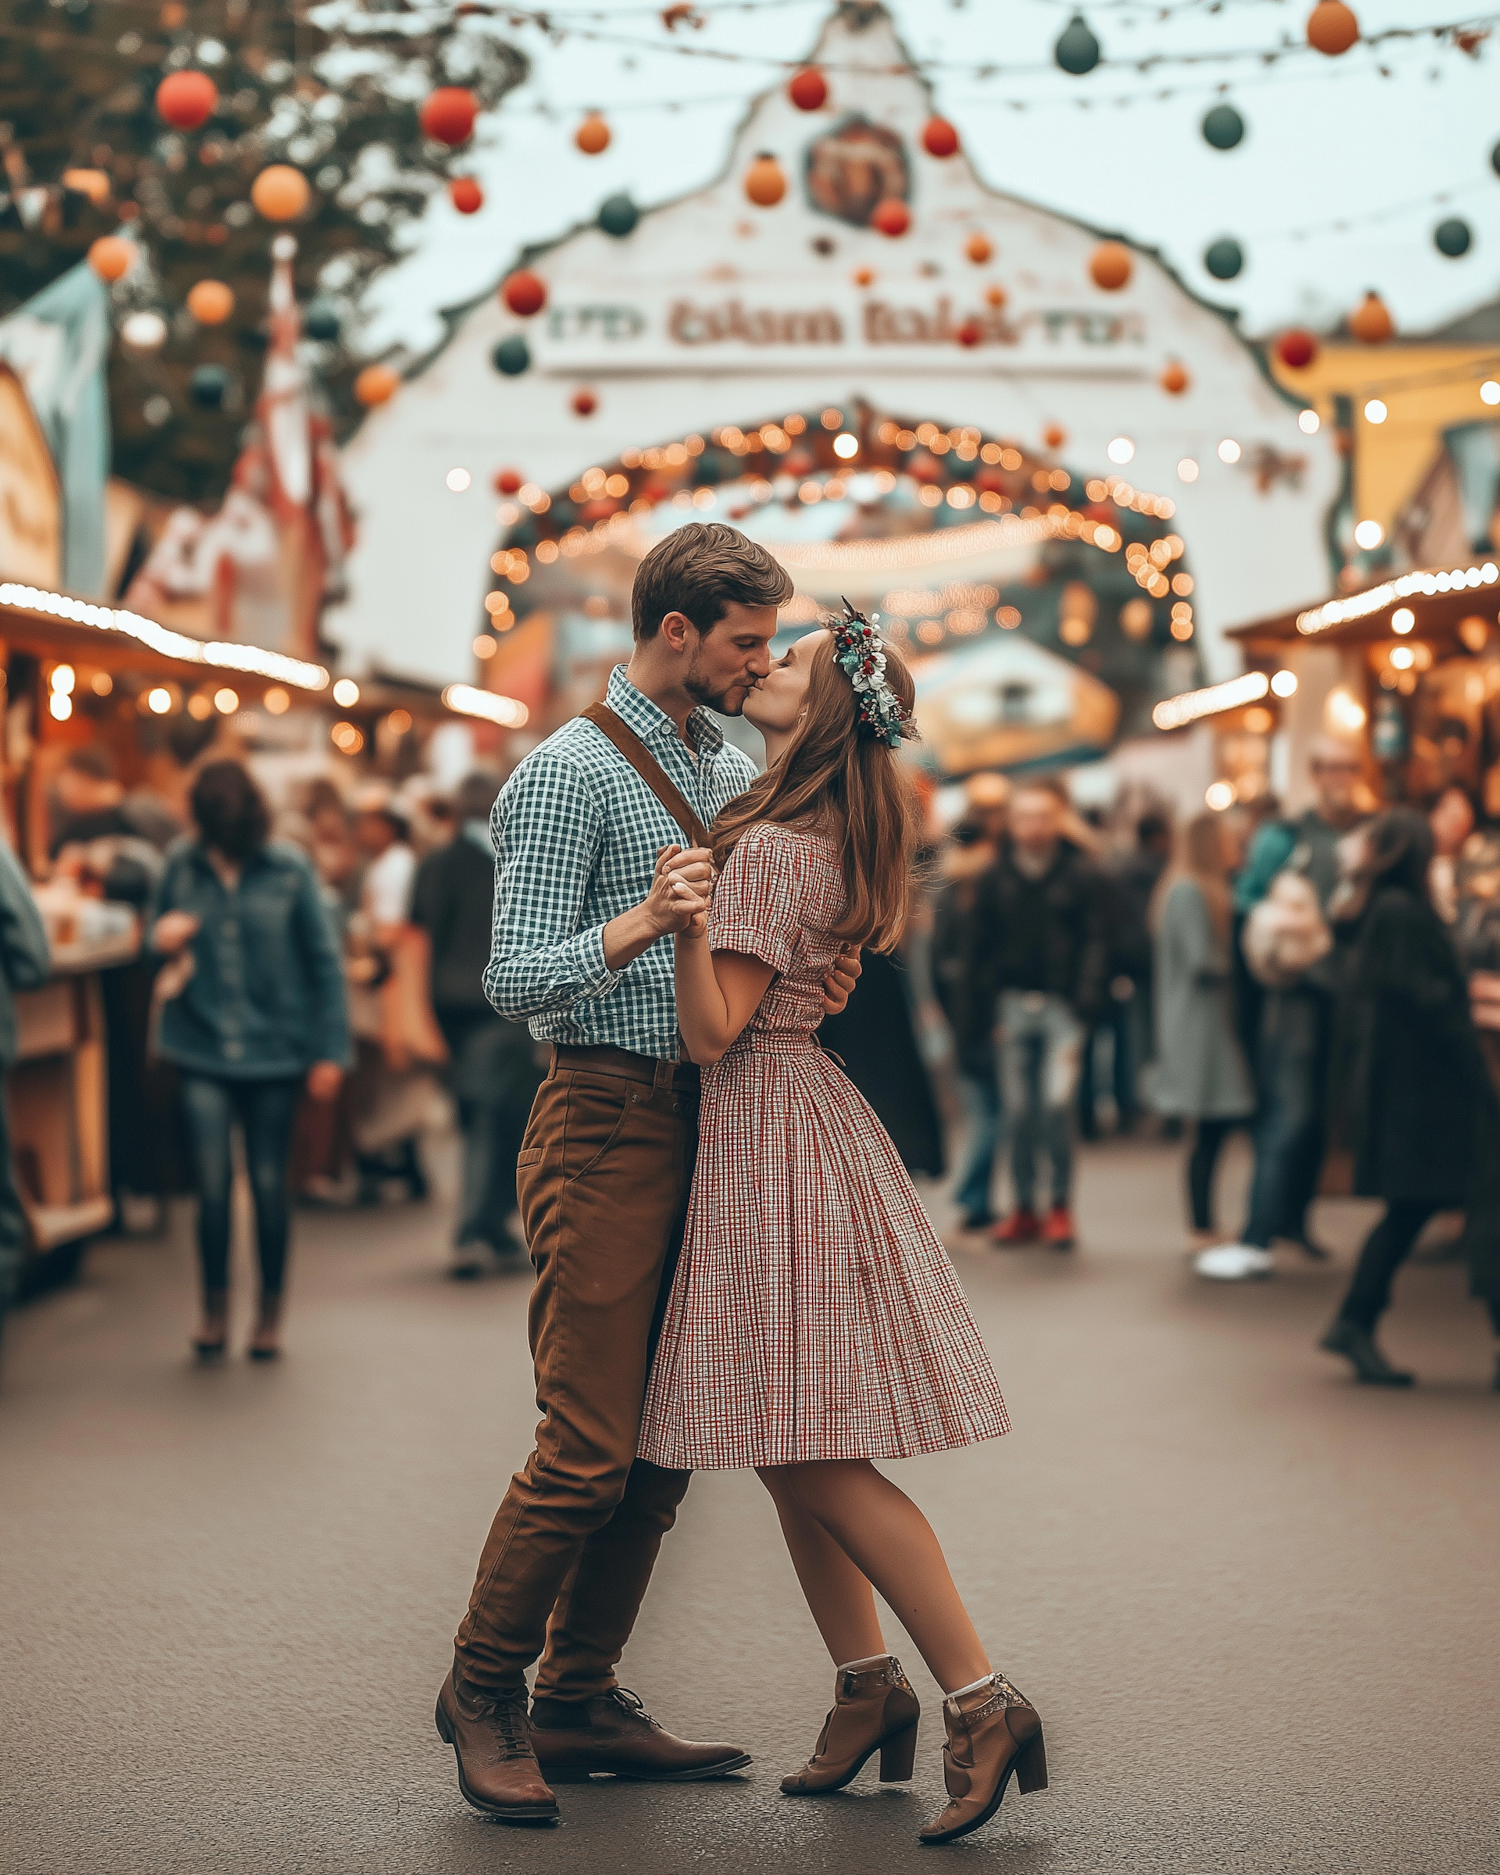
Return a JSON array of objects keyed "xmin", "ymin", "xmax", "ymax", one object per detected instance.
[{"xmin": 552, "ymin": 1043, "xmax": 700, "ymax": 1090}]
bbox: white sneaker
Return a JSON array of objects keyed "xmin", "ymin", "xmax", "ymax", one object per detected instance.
[{"xmin": 1193, "ymin": 1242, "xmax": 1274, "ymax": 1282}]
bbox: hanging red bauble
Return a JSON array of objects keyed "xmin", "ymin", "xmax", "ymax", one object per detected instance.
[
  {"xmin": 872, "ymin": 198, "xmax": 911, "ymax": 238},
  {"xmin": 572, "ymin": 389, "xmax": 598, "ymax": 417},
  {"xmin": 1276, "ymin": 328, "xmax": 1318, "ymax": 369},
  {"xmin": 354, "ymin": 364, "xmax": 401, "ymax": 407},
  {"xmin": 744, "ymin": 153, "xmax": 787, "ymax": 207},
  {"xmin": 1159, "ymin": 359, "xmax": 1190, "ymax": 396},
  {"xmin": 449, "ymin": 177, "xmax": 483, "ymax": 214},
  {"xmin": 156, "ymin": 70, "xmax": 218, "ymax": 131},
  {"xmin": 575, "ymin": 112, "xmax": 610, "ymax": 155},
  {"xmin": 502, "ymin": 270, "xmax": 547, "ymax": 317},
  {"xmin": 1348, "ymin": 290, "xmax": 1393, "ymax": 344},
  {"xmin": 494, "ymin": 468, "xmax": 523, "ymax": 496},
  {"xmin": 1088, "ymin": 240, "xmax": 1133, "ymax": 291},
  {"xmin": 1043, "ymin": 423, "xmax": 1067, "ymax": 451},
  {"xmin": 956, "ymin": 319, "xmax": 982, "ymax": 349},
  {"xmin": 87, "ymin": 235, "xmax": 136, "ymax": 282},
  {"xmin": 922, "ymin": 116, "xmax": 960, "ymax": 159},
  {"xmin": 1306, "ymin": 1, "xmax": 1359, "ymax": 56},
  {"xmin": 965, "ymin": 232, "xmax": 993, "ymax": 265},
  {"xmin": 420, "ymin": 87, "xmax": 478, "ymax": 147},
  {"xmin": 788, "ymin": 68, "xmax": 828, "ymax": 111}
]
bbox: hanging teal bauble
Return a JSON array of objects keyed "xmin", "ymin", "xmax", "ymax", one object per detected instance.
[
  {"xmin": 1054, "ymin": 13, "xmax": 1100, "ymax": 74},
  {"xmin": 1434, "ymin": 217, "xmax": 1472, "ymax": 258},
  {"xmin": 1203, "ymin": 237, "xmax": 1244, "ymax": 280},
  {"xmin": 189, "ymin": 364, "xmax": 230, "ymax": 409},
  {"xmin": 597, "ymin": 193, "xmax": 640, "ymax": 239},
  {"xmin": 303, "ymin": 298, "xmax": 341, "ymax": 342},
  {"xmin": 491, "ymin": 336, "xmax": 530, "ymax": 376},
  {"xmin": 1201, "ymin": 104, "xmax": 1245, "ymax": 150}
]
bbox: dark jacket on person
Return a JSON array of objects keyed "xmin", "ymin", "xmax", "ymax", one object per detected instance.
[
  {"xmin": 1349, "ymin": 882, "xmax": 1486, "ymax": 1204},
  {"xmin": 973, "ymin": 837, "xmax": 1110, "ymax": 1021},
  {"xmin": 148, "ymin": 838, "xmax": 351, "ymax": 1079},
  {"xmin": 411, "ymin": 827, "xmax": 500, "ymax": 1016},
  {"xmin": 931, "ymin": 868, "xmax": 996, "ymax": 1081},
  {"xmin": 0, "ymin": 843, "xmax": 51, "ymax": 1066}
]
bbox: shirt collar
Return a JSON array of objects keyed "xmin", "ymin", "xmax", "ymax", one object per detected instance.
[{"xmin": 606, "ymin": 665, "xmax": 724, "ymax": 758}]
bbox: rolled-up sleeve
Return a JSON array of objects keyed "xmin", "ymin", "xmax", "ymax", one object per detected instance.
[{"xmin": 482, "ymin": 752, "xmax": 623, "ymax": 1021}]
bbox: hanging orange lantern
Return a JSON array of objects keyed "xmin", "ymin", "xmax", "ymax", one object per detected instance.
[
  {"xmin": 449, "ymin": 177, "xmax": 483, "ymax": 214},
  {"xmin": 572, "ymin": 389, "xmax": 598, "ymax": 417},
  {"xmin": 1349, "ymin": 291, "xmax": 1393, "ymax": 344},
  {"xmin": 354, "ymin": 364, "xmax": 401, "ymax": 407},
  {"xmin": 787, "ymin": 68, "xmax": 828, "ymax": 111},
  {"xmin": 420, "ymin": 87, "xmax": 478, "ymax": 146},
  {"xmin": 985, "ymin": 284, "xmax": 1007, "ymax": 309},
  {"xmin": 87, "ymin": 236, "xmax": 136, "ymax": 282},
  {"xmin": 965, "ymin": 232, "xmax": 993, "ymax": 265},
  {"xmin": 1088, "ymin": 240, "xmax": 1133, "ymax": 291},
  {"xmin": 1159, "ymin": 359, "xmax": 1190, "ymax": 396},
  {"xmin": 852, "ymin": 266, "xmax": 875, "ymax": 288},
  {"xmin": 502, "ymin": 270, "xmax": 547, "ymax": 317},
  {"xmin": 251, "ymin": 165, "xmax": 310, "ymax": 221},
  {"xmin": 1306, "ymin": 0, "xmax": 1359, "ymax": 55},
  {"xmin": 1276, "ymin": 328, "xmax": 1319, "ymax": 369},
  {"xmin": 575, "ymin": 112, "xmax": 610, "ymax": 155},
  {"xmin": 156, "ymin": 70, "xmax": 218, "ymax": 131},
  {"xmin": 186, "ymin": 279, "xmax": 234, "ymax": 324},
  {"xmin": 922, "ymin": 116, "xmax": 959, "ymax": 159},
  {"xmin": 1043, "ymin": 423, "xmax": 1067, "ymax": 451},
  {"xmin": 743, "ymin": 153, "xmax": 787, "ymax": 208},
  {"xmin": 872, "ymin": 198, "xmax": 910, "ymax": 238}
]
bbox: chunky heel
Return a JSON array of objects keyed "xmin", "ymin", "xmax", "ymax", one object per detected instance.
[
  {"xmin": 1015, "ymin": 1728, "xmax": 1048, "ymax": 1794},
  {"xmin": 879, "ymin": 1721, "xmax": 918, "ymax": 1782}
]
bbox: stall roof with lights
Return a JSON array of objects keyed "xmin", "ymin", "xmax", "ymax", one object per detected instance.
[
  {"xmin": 331, "ymin": 1, "xmax": 1340, "ymax": 693},
  {"xmin": 1225, "ymin": 557, "xmax": 1500, "ymax": 649}
]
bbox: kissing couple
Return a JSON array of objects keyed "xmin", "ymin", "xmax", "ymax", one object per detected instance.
[{"xmin": 434, "ymin": 522, "xmax": 1048, "ymax": 1847}]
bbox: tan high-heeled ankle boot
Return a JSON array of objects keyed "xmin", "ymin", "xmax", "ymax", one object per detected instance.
[
  {"xmin": 781, "ymin": 1654, "xmax": 919, "ymax": 1795},
  {"xmin": 918, "ymin": 1673, "xmax": 1047, "ymax": 1845}
]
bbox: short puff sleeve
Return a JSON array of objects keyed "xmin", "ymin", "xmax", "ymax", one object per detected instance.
[{"xmin": 709, "ymin": 824, "xmax": 804, "ymax": 974}]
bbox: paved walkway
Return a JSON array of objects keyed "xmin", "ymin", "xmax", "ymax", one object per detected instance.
[{"xmin": 2, "ymin": 1134, "xmax": 1496, "ymax": 1874}]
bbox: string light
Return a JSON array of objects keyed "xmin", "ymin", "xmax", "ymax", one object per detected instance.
[
  {"xmin": 1153, "ymin": 669, "xmax": 1270, "ymax": 731},
  {"xmin": 332, "ymin": 678, "xmax": 361, "ymax": 706},
  {"xmin": 1353, "ymin": 519, "xmax": 1383, "ymax": 549},
  {"xmin": 442, "ymin": 684, "xmax": 530, "ymax": 727},
  {"xmin": 1298, "ymin": 410, "xmax": 1320, "ymax": 434},
  {"xmin": 1481, "ymin": 381, "xmax": 1500, "ymax": 406},
  {"xmin": 1363, "ymin": 399, "xmax": 1388, "ymax": 424},
  {"xmin": 1270, "ymin": 669, "xmax": 1298, "ymax": 697},
  {"xmin": 1391, "ymin": 607, "xmax": 1415, "ymax": 633},
  {"xmin": 1296, "ymin": 560, "xmax": 1499, "ymax": 634}
]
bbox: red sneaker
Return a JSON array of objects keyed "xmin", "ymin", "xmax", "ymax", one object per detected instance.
[
  {"xmin": 990, "ymin": 1209, "xmax": 1041, "ymax": 1246},
  {"xmin": 1042, "ymin": 1206, "xmax": 1076, "ymax": 1250}
]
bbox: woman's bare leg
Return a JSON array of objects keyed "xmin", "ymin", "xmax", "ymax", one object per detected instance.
[
  {"xmin": 758, "ymin": 1468, "xmax": 887, "ymax": 1664},
  {"xmin": 762, "ymin": 1459, "xmax": 990, "ymax": 1693}
]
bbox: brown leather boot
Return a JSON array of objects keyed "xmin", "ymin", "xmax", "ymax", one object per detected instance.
[
  {"xmin": 529, "ymin": 1688, "xmax": 750, "ymax": 1782},
  {"xmin": 919, "ymin": 1673, "xmax": 1047, "ymax": 1846},
  {"xmin": 781, "ymin": 1654, "xmax": 920, "ymax": 1795},
  {"xmin": 434, "ymin": 1671, "xmax": 560, "ymax": 1823}
]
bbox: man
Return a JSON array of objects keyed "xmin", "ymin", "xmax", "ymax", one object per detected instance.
[
  {"xmin": 436, "ymin": 522, "xmax": 858, "ymax": 1824},
  {"xmin": 0, "ymin": 833, "xmax": 50, "ymax": 1369},
  {"xmin": 974, "ymin": 775, "xmax": 1108, "ymax": 1251},
  {"xmin": 412, "ymin": 771, "xmax": 543, "ymax": 1276},
  {"xmin": 1197, "ymin": 739, "xmax": 1366, "ymax": 1281}
]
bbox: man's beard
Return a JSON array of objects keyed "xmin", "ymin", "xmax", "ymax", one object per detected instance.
[{"xmin": 684, "ymin": 653, "xmax": 749, "ymax": 717}]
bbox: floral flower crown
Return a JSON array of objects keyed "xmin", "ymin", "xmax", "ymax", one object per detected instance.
[{"xmin": 831, "ymin": 598, "xmax": 919, "ymax": 749}]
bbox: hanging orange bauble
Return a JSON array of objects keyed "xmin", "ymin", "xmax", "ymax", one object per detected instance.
[
  {"xmin": 420, "ymin": 87, "xmax": 478, "ymax": 146},
  {"xmin": 1159, "ymin": 359, "xmax": 1190, "ymax": 396},
  {"xmin": 1348, "ymin": 290, "xmax": 1393, "ymax": 344},
  {"xmin": 1276, "ymin": 328, "xmax": 1318, "ymax": 369},
  {"xmin": 743, "ymin": 153, "xmax": 787, "ymax": 207},
  {"xmin": 354, "ymin": 364, "xmax": 400, "ymax": 407},
  {"xmin": 87, "ymin": 235, "xmax": 136, "ymax": 282},
  {"xmin": 1088, "ymin": 240, "xmax": 1133, "ymax": 291},
  {"xmin": 985, "ymin": 284, "xmax": 1007, "ymax": 309},
  {"xmin": 872, "ymin": 198, "xmax": 911, "ymax": 238},
  {"xmin": 1043, "ymin": 423, "xmax": 1067, "ymax": 451},
  {"xmin": 1306, "ymin": 0, "xmax": 1359, "ymax": 56},
  {"xmin": 156, "ymin": 70, "xmax": 218, "ymax": 131},
  {"xmin": 251, "ymin": 165, "xmax": 310, "ymax": 221},
  {"xmin": 853, "ymin": 266, "xmax": 875, "ymax": 287},
  {"xmin": 956, "ymin": 319, "xmax": 982, "ymax": 348},
  {"xmin": 575, "ymin": 112, "xmax": 610, "ymax": 155},
  {"xmin": 494, "ymin": 468, "xmax": 523, "ymax": 496},
  {"xmin": 502, "ymin": 270, "xmax": 547, "ymax": 317},
  {"xmin": 572, "ymin": 389, "xmax": 598, "ymax": 417},
  {"xmin": 965, "ymin": 232, "xmax": 993, "ymax": 265},
  {"xmin": 921, "ymin": 116, "xmax": 960, "ymax": 159},
  {"xmin": 787, "ymin": 68, "xmax": 828, "ymax": 111},
  {"xmin": 62, "ymin": 167, "xmax": 112, "ymax": 205},
  {"xmin": 449, "ymin": 177, "xmax": 483, "ymax": 214},
  {"xmin": 186, "ymin": 279, "xmax": 234, "ymax": 324}
]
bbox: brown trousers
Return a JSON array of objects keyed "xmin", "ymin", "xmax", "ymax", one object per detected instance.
[{"xmin": 453, "ymin": 1045, "xmax": 698, "ymax": 1700}]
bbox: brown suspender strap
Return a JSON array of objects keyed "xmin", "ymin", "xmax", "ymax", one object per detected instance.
[{"xmin": 579, "ymin": 701, "xmax": 711, "ymax": 849}]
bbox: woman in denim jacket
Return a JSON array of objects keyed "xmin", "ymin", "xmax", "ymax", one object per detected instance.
[{"xmin": 150, "ymin": 762, "xmax": 351, "ymax": 1361}]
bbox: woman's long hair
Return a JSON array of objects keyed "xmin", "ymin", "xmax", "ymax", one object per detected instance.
[
  {"xmin": 191, "ymin": 759, "xmax": 270, "ymax": 862},
  {"xmin": 1150, "ymin": 810, "xmax": 1230, "ymax": 940},
  {"xmin": 712, "ymin": 631, "xmax": 920, "ymax": 951},
  {"xmin": 1355, "ymin": 806, "xmax": 1435, "ymax": 906}
]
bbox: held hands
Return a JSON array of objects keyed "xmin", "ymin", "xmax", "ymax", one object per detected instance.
[
  {"xmin": 821, "ymin": 946, "xmax": 861, "ymax": 1014},
  {"xmin": 651, "ymin": 844, "xmax": 714, "ymax": 940}
]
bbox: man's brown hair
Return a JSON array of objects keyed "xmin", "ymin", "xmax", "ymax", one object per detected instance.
[{"xmin": 631, "ymin": 521, "xmax": 793, "ymax": 641}]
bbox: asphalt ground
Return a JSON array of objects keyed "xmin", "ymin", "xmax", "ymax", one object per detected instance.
[{"xmin": 2, "ymin": 1131, "xmax": 1497, "ymax": 1875}]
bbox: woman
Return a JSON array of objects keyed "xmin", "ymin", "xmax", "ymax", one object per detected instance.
[
  {"xmin": 1320, "ymin": 808, "xmax": 1488, "ymax": 1386},
  {"xmin": 151, "ymin": 762, "xmax": 351, "ymax": 1361},
  {"xmin": 638, "ymin": 610, "xmax": 1043, "ymax": 1848},
  {"xmin": 1150, "ymin": 812, "xmax": 1255, "ymax": 1246}
]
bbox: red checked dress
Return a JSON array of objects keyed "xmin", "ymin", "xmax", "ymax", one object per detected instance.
[{"xmin": 637, "ymin": 822, "xmax": 1009, "ymax": 1470}]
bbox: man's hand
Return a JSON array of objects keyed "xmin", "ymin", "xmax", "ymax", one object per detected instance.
[
  {"xmin": 665, "ymin": 854, "xmax": 713, "ymax": 941},
  {"xmin": 307, "ymin": 1061, "xmax": 344, "ymax": 1102},
  {"xmin": 821, "ymin": 945, "xmax": 861, "ymax": 1015},
  {"xmin": 601, "ymin": 845, "xmax": 715, "ymax": 972},
  {"xmin": 152, "ymin": 910, "xmax": 201, "ymax": 955}
]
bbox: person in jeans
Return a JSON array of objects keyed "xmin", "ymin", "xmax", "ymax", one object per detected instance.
[
  {"xmin": 975, "ymin": 776, "xmax": 1108, "ymax": 1250},
  {"xmin": 0, "ymin": 836, "xmax": 50, "ymax": 1369},
  {"xmin": 150, "ymin": 762, "xmax": 351, "ymax": 1360},
  {"xmin": 1197, "ymin": 740, "xmax": 1365, "ymax": 1281},
  {"xmin": 412, "ymin": 771, "xmax": 544, "ymax": 1277}
]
